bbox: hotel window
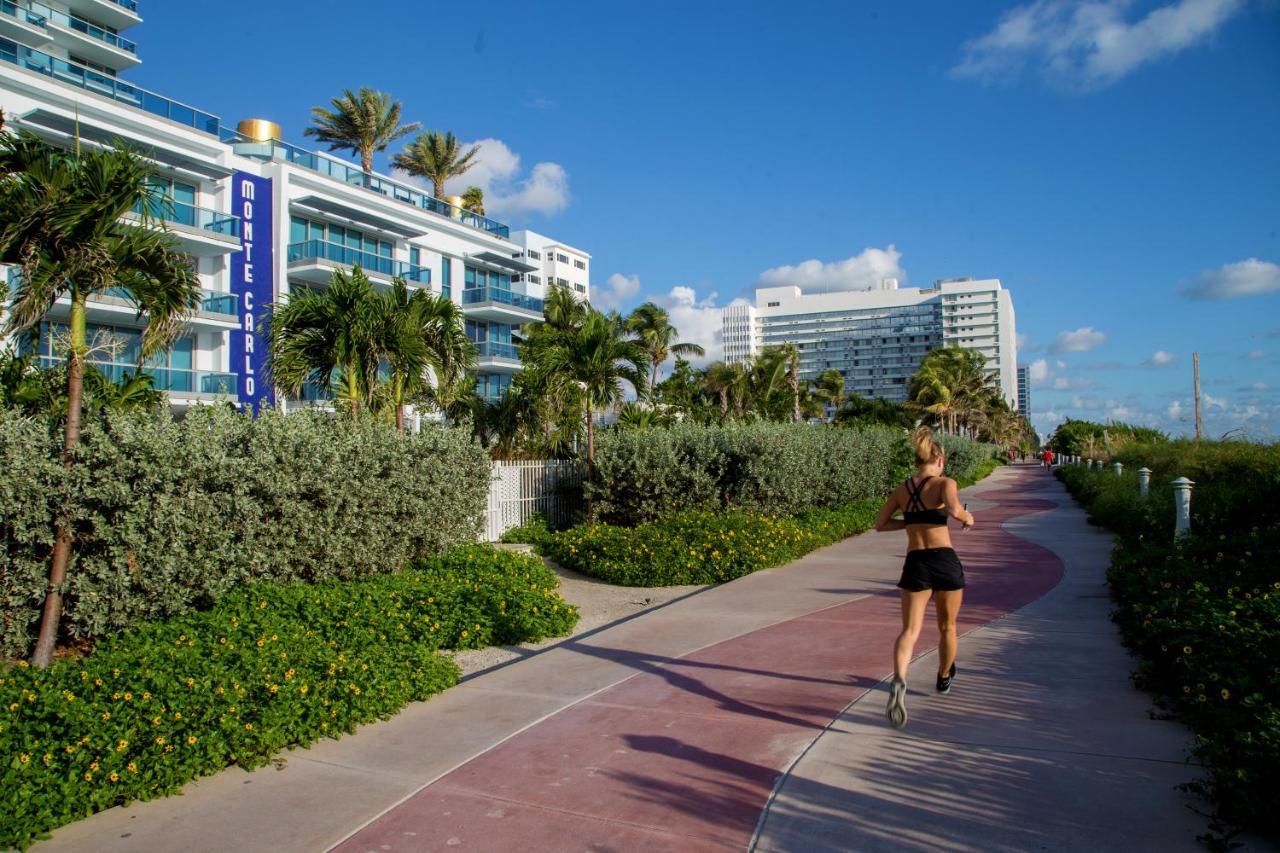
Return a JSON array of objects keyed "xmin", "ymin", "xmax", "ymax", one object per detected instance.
[
  {"xmin": 556, "ymin": 253, "xmax": 569, "ymax": 263},
  {"xmin": 464, "ymin": 266, "xmax": 511, "ymax": 291},
  {"xmin": 142, "ymin": 176, "xmax": 197, "ymax": 226},
  {"xmin": 573, "ymin": 259, "xmax": 586, "ymax": 270},
  {"xmin": 526, "ymin": 250, "xmax": 541, "ymax": 260},
  {"xmin": 527, "ymin": 274, "xmax": 541, "ymax": 284},
  {"xmin": 70, "ymin": 55, "xmax": 116, "ymax": 76},
  {"xmin": 289, "ymin": 217, "xmax": 392, "ymax": 260}
]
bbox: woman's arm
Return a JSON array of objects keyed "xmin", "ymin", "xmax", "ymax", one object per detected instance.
[
  {"xmin": 875, "ymin": 489, "xmax": 906, "ymax": 532},
  {"xmin": 944, "ymin": 479, "xmax": 975, "ymax": 527}
]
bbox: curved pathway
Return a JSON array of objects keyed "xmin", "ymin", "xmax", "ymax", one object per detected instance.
[
  {"xmin": 334, "ymin": 468, "xmax": 1163, "ymax": 851},
  {"xmin": 40, "ymin": 466, "xmax": 1207, "ymax": 852}
]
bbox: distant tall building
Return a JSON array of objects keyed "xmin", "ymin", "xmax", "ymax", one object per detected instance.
[
  {"xmin": 722, "ymin": 277, "xmax": 1019, "ymax": 406},
  {"xmin": 1017, "ymin": 365, "xmax": 1031, "ymax": 420}
]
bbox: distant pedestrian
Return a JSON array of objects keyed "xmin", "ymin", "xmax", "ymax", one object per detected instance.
[
  {"xmin": 874, "ymin": 427, "xmax": 974, "ymax": 728},
  {"xmin": 1042, "ymin": 449, "xmax": 1053, "ymax": 468}
]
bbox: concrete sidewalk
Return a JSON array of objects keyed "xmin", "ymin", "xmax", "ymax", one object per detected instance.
[{"xmin": 38, "ymin": 466, "xmax": 1208, "ymax": 852}]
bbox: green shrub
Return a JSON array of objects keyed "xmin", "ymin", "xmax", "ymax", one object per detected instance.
[
  {"xmin": 1059, "ymin": 440, "xmax": 1280, "ymax": 837},
  {"xmin": 587, "ymin": 423, "xmax": 914, "ymax": 526},
  {"xmin": 0, "ymin": 544, "xmax": 576, "ymax": 849},
  {"xmin": 542, "ymin": 499, "xmax": 881, "ymax": 586},
  {"xmin": 0, "ymin": 407, "xmax": 492, "ymax": 659},
  {"xmin": 936, "ymin": 434, "xmax": 1001, "ymax": 485},
  {"xmin": 498, "ymin": 513, "xmax": 553, "ymax": 546}
]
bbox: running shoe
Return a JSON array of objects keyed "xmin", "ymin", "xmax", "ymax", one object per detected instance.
[
  {"xmin": 886, "ymin": 677, "xmax": 907, "ymax": 728},
  {"xmin": 936, "ymin": 663, "xmax": 957, "ymax": 694}
]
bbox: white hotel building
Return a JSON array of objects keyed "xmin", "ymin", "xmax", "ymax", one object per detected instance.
[
  {"xmin": 724, "ymin": 277, "xmax": 1019, "ymax": 407},
  {"xmin": 0, "ymin": 0, "xmax": 591, "ymax": 411}
]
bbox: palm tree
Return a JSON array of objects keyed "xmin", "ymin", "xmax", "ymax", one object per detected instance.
[
  {"xmin": 304, "ymin": 87, "xmax": 420, "ymax": 174},
  {"xmin": 907, "ymin": 346, "xmax": 993, "ymax": 434},
  {"xmin": 267, "ymin": 267, "xmax": 411, "ymax": 414},
  {"xmin": 625, "ymin": 302, "xmax": 706, "ymax": 398},
  {"xmin": 812, "ymin": 368, "xmax": 845, "ymax": 417},
  {"xmin": 378, "ymin": 280, "xmax": 474, "ymax": 430},
  {"xmin": 533, "ymin": 310, "xmax": 647, "ymax": 477},
  {"xmin": 392, "ymin": 131, "xmax": 481, "ymax": 200},
  {"xmin": 702, "ymin": 361, "xmax": 736, "ymax": 419},
  {"xmin": 0, "ymin": 134, "xmax": 200, "ymax": 667},
  {"xmin": 461, "ymin": 186, "xmax": 485, "ymax": 215},
  {"xmin": 616, "ymin": 401, "xmax": 674, "ymax": 430}
]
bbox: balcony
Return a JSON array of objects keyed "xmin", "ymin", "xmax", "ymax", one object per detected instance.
[
  {"xmin": 0, "ymin": 41, "xmax": 219, "ymax": 134},
  {"xmin": 0, "ymin": 0, "xmax": 52, "ymax": 45},
  {"xmin": 34, "ymin": 1, "xmax": 140, "ymax": 69},
  {"xmin": 461, "ymin": 286, "xmax": 543, "ymax": 323},
  {"xmin": 286, "ymin": 239, "xmax": 431, "ymax": 288},
  {"xmin": 93, "ymin": 286, "xmax": 237, "ymax": 322},
  {"xmin": 63, "ymin": 0, "xmax": 138, "ymax": 30},
  {"xmin": 221, "ymin": 131, "xmax": 511, "ymax": 239},
  {"xmin": 37, "ymin": 356, "xmax": 237, "ymax": 399},
  {"xmin": 123, "ymin": 197, "xmax": 241, "ymax": 256},
  {"xmin": 474, "ymin": 341, "xmax": 522, "ymax": 373}
]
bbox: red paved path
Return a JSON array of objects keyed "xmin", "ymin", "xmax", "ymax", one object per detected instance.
[{"xmin": 335, "ymin": 474, "xmax": 1061, "ymax": 852}]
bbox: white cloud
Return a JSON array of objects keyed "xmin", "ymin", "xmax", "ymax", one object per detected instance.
[
  {"xmin": 1182, "ymin": 258, "xmax": 1280, "ymax": 300},
  {"xmin": 433, "ymin": 137, "xmax": 570, "ymax": 217},
  {"xmin": 593, "ymin": 273, "xmax": 642, "ymax": 312},
  {"xmin": 1071, "ymin": 394, "xmax": 1102, "ymax": 410},
  {"xmin": 1167, "ymin": 399, "xmax": 1186, "ymax": 419},
  {"xmin": 1253, "ymin": 382, "xmax": 1269, "ymax": 391},
  {"xmin": 1028, "ymin": 358, "xmax": 1050, "ymax": 383},
  {"xmin": 1017, "ymin": 333, "xmax": 1043, "ymax": 354},
  {"xmin": 952, "ymin": 0, "xmax": 1246, "ymax": 90},
  {"xmin": 1148, "ymin": 349, "xmax": 1176, "ymax": 365},
  {"xmin": 1050, "ymin": 326, "xmax": 1106, "ymax": 353},
  {"xmin": 1246, "ymin": 349, "xmax": 1266, "ymax": 359},
  {"xmin": 1203, "ymin": 392, "xmax": 1228, "ymax": 410},
  {"xmin": 651, "ymin": 286, "xmax": 737, "ymax": 367},
  {"xmin": 1053, "ymin": 375, "xmax": 1095, "ymax": 390},
  {"xmin": 758, "ymin": 246, "xmax": 907, "ymax": 294}
]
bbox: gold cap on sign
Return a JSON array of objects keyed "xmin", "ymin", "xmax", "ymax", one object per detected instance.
[{"xmin": 236, "ymin": 118, "xmax": 281, "ymax": 142}]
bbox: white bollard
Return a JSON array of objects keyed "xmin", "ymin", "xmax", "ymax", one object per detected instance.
[
  {"xmin": 1171, "ymin": 477, "xmax": 1194, "ymax": 539},
  {"xmin": 1138, "ymin": 467, "xmax": 1151, "ymax": 497},
  {"xmin": 1113, "ymin": 461, "xmax": 1123, "ymax": 477}
]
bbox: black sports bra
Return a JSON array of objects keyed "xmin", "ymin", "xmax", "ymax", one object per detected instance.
[{"xmin": 902, "ymin": 476, "xmax": 949, "ymax": 526}]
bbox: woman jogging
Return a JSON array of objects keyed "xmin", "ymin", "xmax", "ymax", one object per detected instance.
[{"xmin": 874, "ymin": 426, "xmax": 974, "ymax": 728}]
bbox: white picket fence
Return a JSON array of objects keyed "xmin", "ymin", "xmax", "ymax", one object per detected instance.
[{"xmin": 482, "ymin": 460, "xmax": 584, "ymax": 541}]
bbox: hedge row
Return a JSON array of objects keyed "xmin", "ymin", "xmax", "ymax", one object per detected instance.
[
  {"xmin": 0, "ymin": 408, "xmax": 492, "ymax": 659},
  {"xmin": 587, "ymin": 423, "xmax": 1002, "ymax": 527},
  {"xmin": 542, "ymin": 499, "xmax": 882, "ymax": 586},
  {"xmin": 1058, "ymin": 442, "xmax": 1280, "ymax": 837},
  {"xmin": 0, "ymin": 545, "xmax": 578, "ymax": 849}
]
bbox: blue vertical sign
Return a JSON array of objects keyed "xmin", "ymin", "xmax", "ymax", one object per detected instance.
[{"xmin": 230, "ymin": 171, "xmax": 274, "ymax": 414}]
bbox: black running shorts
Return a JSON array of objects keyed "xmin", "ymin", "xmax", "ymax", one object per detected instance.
[{"xmin": 897, "ymin": 547, "xmax": 966, "ymax": 592}]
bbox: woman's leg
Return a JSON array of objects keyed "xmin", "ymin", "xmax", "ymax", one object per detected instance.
[
  {"xmin": 934, "ymin": 589, "xmax": 965, "ymax": 676},
  {"xmin": 893, "ymin": 589, "xmax": 933, "ymax": 680}
]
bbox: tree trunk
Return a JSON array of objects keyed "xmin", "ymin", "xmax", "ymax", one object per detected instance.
[
  {"xmin": 395, "ymin": 402, "xmax": 405, "ymax": 431},
  {"xmin": 719, "ymin": 388, "xmax": 728, "ymax": 418},
  {"xmin": 584, "ymin": 404, "xmax": 596, "ymax": 521},
  {"xmin": 435, "ymin": 179, "xmax": 446, "ymax": 201},
  {"xmin": 31, "ymin": 294, "xmax": 89, "ymax": 668},
  {"xmin": 790, "ymin": 362, "xmax": 801, "ymax": 424}
]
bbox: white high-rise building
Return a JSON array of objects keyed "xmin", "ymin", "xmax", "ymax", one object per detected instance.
[
  {"xmin": 723, "ymin": 277, "xmax": 1019, "ymax": 406},
  {"xmin": 0, "ymin": 2, "xmax": 591, "ymax": 411}
]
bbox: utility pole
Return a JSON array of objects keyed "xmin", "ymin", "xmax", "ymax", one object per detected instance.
[{"xmin": 1193, "ymin": 352, "xmax": 1204, "ymax": 440}]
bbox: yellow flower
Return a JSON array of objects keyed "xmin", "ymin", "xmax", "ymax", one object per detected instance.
[
  {"xmin": 116, "ymin": 739, "xmax": 129, "ymax": 752},
  {"xmin": 155, "ymin": 737, "xmax": 166, "ymax": 745},
  {"xmin": 42, "ymin": 753, "xmax": 52, "ymax": 763},
  {"xmin": 123, "ymin": 692, "xmax": 132, "ymax": 701},
  {"xmin": 109, "ymin": 772, "xmax": 120, "ymax": 782},
  {"xmin": 1183, "ymin": 646, "xmax": 1192, "ymax": 655},
  {"xmin": 101, "ymin": 712, "xmax": 111, "ymax": 721},
  {"xmin": 18, "ymin": 753, "xmax": 30, "ymax": 764},
  {"xmin": 1221, "ymin": 689, "xmax": 1230, "ymax": 700},
  {"xmin": 84, "ymin": 772, "xmax": 93, "ymax": 781},
  {"xmin": 127, "ymin": 762, "xmax": 138, "ymax": 773},
  {"xmin": 90, "ymin": 760, "xmax": 100, "ymax": 771},
  {"xmin": 244, "ymin": 723, "xmax": 253, "ymax": 730},
  {"xmin": 187, "ymin": 736, "xmax": 197, "ymax": 745},
  {"xmin": 142, "ymin": 692, "xmax": 151, "ymax": 700},
  {"xmin": 299, "ymin": 685, "xmax": 309, "ymax": 695}
]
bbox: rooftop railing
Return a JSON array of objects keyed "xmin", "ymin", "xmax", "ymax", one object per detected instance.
[
  {"xmin": 462, "ymin": 286, "xmax": 543, "ymax": 313},
  {"xmin": 131, "ymin": 197, "xmax": 240, "ymax": 238},
  {"xmin": 0, "ymin": 39, "xmax": 219, "ymax": 133},
  {"xmin": 286, "ymin": 239, "xmax": 431, "ymax": 284},
  {"xmin": 222, "ymin": 130, "xmax": 511, "ymax": 239}
]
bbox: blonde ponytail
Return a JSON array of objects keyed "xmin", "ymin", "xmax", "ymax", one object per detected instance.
[{"xmin": 912, "ymin": 426, "xmax": 944, "ymax": 466}]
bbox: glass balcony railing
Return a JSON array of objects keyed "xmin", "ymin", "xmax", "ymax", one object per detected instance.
[
  {"xmin": 131, "ymin": 197, "xmax": 241, "ymax": 238},
  {"xmin": 286, "ymin": 240, "xmax": 431, "ymax": 284},
  {"xmin": 27, "ymin": 2, "xmax": 137, "ymax": 53},
  {"xmin": 0, "ymin": 0, "xmax": 47, "ymax": 28},
  {"xmin": 462, "ymin": 286, "xmax": 544, "ymax": 314},
  {"xmin": 475, "ymin": 341, "xmax": 519, "ymax": 360},
  {"xmin": 98, "ymin": 286, "xmax": 238, "ymax": 317},
  {"xmin": 105, "ymin": 0, "xmax": 137, "ymax": 11},
  {"xmin": 0, "ymin": 40, "xmax": 220, "ymax": 134},
  {"xmin": 37, "ymin": 356, "xmax": 237, "ymax": 396},
  {"xmin": 220, "ymin": 130, "xmax": 511, "ymax": 239}
]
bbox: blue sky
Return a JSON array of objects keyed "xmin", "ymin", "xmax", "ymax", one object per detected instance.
[{"xmin": 134, "ymin": 0, "xmax": 1279, "ymax": 438}]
